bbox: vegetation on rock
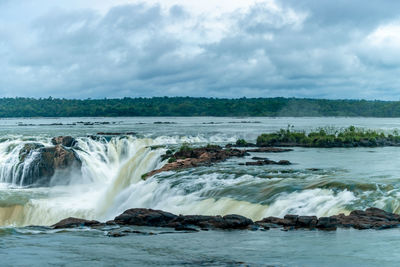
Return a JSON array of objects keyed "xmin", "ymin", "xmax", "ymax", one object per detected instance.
[{"xmin": 256, "ymin": 126, "xmax": 400, "ymax": 147}]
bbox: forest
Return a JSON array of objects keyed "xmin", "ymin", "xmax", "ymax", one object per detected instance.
[{"xmin": 1, "ymin": 97, "xmax": 400, "ymax": 117}]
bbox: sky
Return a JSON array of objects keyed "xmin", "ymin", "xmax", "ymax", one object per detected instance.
[{"xmin": 1, "ymin": 0, "xmax": 400, "ymax": 99}]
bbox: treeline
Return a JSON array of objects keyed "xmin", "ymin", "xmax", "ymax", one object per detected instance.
[{"xmin": 1, "ymin": 97, "xmax": 400, "ymax": 117}]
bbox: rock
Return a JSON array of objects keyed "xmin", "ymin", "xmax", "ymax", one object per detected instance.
[
  {"xmin": 220, "ymin": 214, "xmax": 254, "ymax": 229},
  {"xmin": 112, "ymin": 208, "xmax": 254, "ymax": 230},
  {"xmin": 97, "ymin": 132, "xmax": 123, "ymax": 135},
  {"xmin": 19, "ymin": 143, "xmax": 44, "ymax": 162},
  {"xmin": 255, "ymin": 207, "xmax": 400, "ymax": 231},
  {"xmin": 143, "ymin": 146, "xmax": 248, "ymax": 178},
  {"xmin": 52, "ymin": 217, "xmax": 101, "ymax": 229},
  {"xmin": 331, "ymin": 207, "xmax": 400, "ymax": 229},
  {"xmin": 316, "ymin": 217, "xmax": 338, "ymax": 230},
  {"xmin": 297, "ymin": 216, "xmax": 318, "ymax": 228},
  {"xmin": 243, "ymin": 159, "xmax": 291, "ymax": 166},
  {"xmin": 38, "ymin": 145, "xmax": 81, "ymax": 178},
  {"xmin": 174, "ymin": 225, "xmax": 199, "ymax": 232},
  {"xmin": 51, "ymin": 136, "xmax": 76, "ymax": 147},
  {"xmin": 52, "ymin": 207, "xmax": 400, "ymax": 233},
  {"xmin": 251, "ymin": 157, "xmax": 267, "ymax": 160},
  {"xmin": 16, "ymin": 143, "xmax": 82, "ymax": 186},
  {"xmin": 246, "ymin": 148, "xmax": 293, "ymax": 153},
  {"xmin": 114, "ymin": 208, "xmax": 178, "ymax": 227}
]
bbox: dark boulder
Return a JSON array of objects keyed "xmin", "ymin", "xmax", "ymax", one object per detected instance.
[
  {"xmin": 114, "ymin": 208, "xmax": 178, "ymax": 227},
  {"xmin": 246, "ymin": 148, "xmax": 293, "ymax": 153},
  {"xmin": 297, "ymin": 216, "xmax": 318, "ymax": 228},
  {"xmin": 52, "ymin": 217, "xmax": 101, "ymax": 229},
  {"xmin": 316, "ymin": 217, "xmax": 338, "ymax": 230},
  {"xmin": 112, "ymin": 209, "xmax": 255, "ymax": 230},
  {"xmin": 242, "ymin": 159, "xmax": 291, "ymax": 166}
]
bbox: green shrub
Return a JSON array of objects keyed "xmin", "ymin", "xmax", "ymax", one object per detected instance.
[{"xmin": 168, "ymin": 157, "xmax": 177, "ymax": 163}]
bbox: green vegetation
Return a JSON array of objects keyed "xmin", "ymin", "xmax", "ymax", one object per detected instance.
[
  {"xmin": 168, "ymin": 157, "xmax": 177, "ymax": 163},
  {"xmin": 256, "ymin": 126, "xmax": 400, "ymax": 147},
  {"xmin": 2, "ymin": 97, "xmax": 400, "ymax": 117},
  {"xmin": 178, "ymin": 143, "xmax": 193, "ymax": 154},
  {"xmin": 236, "ymin": 139, "xmax": 248, "ymax": 146}
]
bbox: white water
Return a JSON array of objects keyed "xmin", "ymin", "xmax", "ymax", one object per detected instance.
[{"xmin": 0, "ymin": 135, "xmax": 361, "ymax": 226}]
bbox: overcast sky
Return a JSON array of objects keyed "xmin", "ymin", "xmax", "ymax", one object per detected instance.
[{"xmin": 1, "ymin": 0, "xmax": 400, "ymax": 99}]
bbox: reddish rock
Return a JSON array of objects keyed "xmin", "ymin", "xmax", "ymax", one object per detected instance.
[{"xmin": 143, "ymin": 146, "xmax": 248, "ymax": 178}]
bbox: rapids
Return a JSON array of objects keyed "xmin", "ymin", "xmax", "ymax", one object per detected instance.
[{"xmin": 1, "ymin": 117, "xmax": 400, "ymax": 228}]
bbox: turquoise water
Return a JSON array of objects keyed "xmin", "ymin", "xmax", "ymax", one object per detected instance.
[
  {"xmin": 2, "ymin": 227, "xmax": 400, "ymax": 266},
  {"xmin": 1, "ymin": 117, "xmax": 400, "ymax": 266}
]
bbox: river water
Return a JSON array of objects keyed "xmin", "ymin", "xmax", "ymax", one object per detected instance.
[{"xmin": 1, "ymin": 117, "xmax": 400, "ymax": 266}]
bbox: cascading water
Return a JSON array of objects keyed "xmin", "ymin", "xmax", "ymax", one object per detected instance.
[
  {"xmin": 0, "ymin": 136, "xmax": 166, "ymax": 226},
  {"xmin": 0, "ymin": 131, "xmax": 397, "ymax": 227}
]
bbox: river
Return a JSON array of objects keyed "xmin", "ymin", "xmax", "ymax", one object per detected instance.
[{"xmin": 1, "ymin": 117, "xmax": 400, "ymax": 266}]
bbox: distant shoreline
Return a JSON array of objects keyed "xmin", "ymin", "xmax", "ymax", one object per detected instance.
[{"xmin": 0, "ymin": 97, "xmax": 399, "ymax": 117}]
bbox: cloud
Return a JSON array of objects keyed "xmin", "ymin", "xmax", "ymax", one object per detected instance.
[{"xmin": 0, "ymin": 0, "xmax": 400, "ymax": 99}]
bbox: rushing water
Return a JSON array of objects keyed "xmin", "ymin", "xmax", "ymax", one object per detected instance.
[{"xmin": 2, "ymin": 117, "xmax": 400, "ymax": 266}]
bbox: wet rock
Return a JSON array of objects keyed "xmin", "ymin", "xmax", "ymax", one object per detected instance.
[
  {"xmin": 251, "ymin": 157, "xmax": 267, "ymax": 160},
  {"xmin": 17, "ymin": 143, "xmax": 82, "ymax": 186},
  {"xmin": 38, "ymin": 145, "xmax": 81, "ymax": 178},
  {"xmin": 114, "ymin": 208, "xmax": 178, "ymax": 227},
  {"xmin": 52, "ymin": 217, "xmax": 101, "ymax": 229},
  {"xmin": 243, "ymin": 159, "xmax": 291, "ymax": 166},
  {"xmin": 51, "ymin": 136, "xmax": 76, "ymax": 147},
  {"xmin": 19, "ymin": 143, "xmax": 44, "ymax": 162},
  {"xmin": 53, "ymin": 207, "xmax": 400, "ymax": 233},
  {"xmin": 246, "ymin": 147, "xmax": 293, "ymax": 153},
  {"xmin": 256, "ymin": 207, "xmax": 400, "ymax": 231},
  {"xmin": 97, "ymin": 132, "xmax": 123, "ymax": 135},
  {"xmin": 316, "ymin": 217, "xmax": 338, "ymax": 231},
  {"xmin": 221, "ymin": 214, "xmax": 254, "ymax": 229},
  {"xmin": 297, "ymin": 216, "xmax": 318, "ymax": 228},
  {"xmin": 112, "ymin": 209, "xmax": 254, "ymax": 230},
  {"xmin": 332, "ymin": 207, "xmax": 400, "ymax": 229},
  {"xmin": 143, "ymin": 146, "xmax": 248, "ymax": 178},
  {"xmin": 174, "ymin": 225, "xmax": 199, "ymax": 232}
]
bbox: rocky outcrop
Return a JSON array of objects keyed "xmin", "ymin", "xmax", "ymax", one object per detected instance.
[
  {"xmin": 143, "ymin": 146, "xmax": 248, "ymax": 179},
  {"xmin": 245, "ymin": 147, "xmax": 293, "ymax": 153},
  {"xmin": 51, "ymin": 207, "xmax": 400, "ymax": 234},
  {"xmin": 104, "ymin": 208, "xmax": 254, "ymax": 231},
  {"xmin": 16, "ymin": 139, "xmax": 82, "ymax": 186},
  {"xmin": 240, "ymin": 159, "xmax": 291, "ymax": 166},
  {"xmin": 256, "ymin": 207, "xmax": 400, "ymax": 230},
  {"xmin": 52, "ymin": 217, "xmax": 101, "ymax": 229},
  {"xmin": 37, "ymin": 145, "xmax": 81, "ymax": 178}
]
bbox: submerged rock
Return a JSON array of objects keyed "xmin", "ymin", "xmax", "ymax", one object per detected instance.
[
  {"xmin": 241, "ymin": 159, "xmax": 291, "ymax": 166},
  {"xmin": 112, "ymin": 208, "xmax": 254, "ymax": 230},
  {"xmin": 245, "ymin": 147, "xmax": 293, "ymax": 153},
  {"xmin": 16, "ymin": 141, "xmax": 82, "ymax": 186},
  {"xmin": 52, "ymin": 217, "xmax": 101, "ymax": 229}
]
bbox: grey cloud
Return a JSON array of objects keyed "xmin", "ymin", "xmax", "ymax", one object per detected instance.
[{"xmin": 1, "ymin": 1, "xmax": 400, "ymax": 99}]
